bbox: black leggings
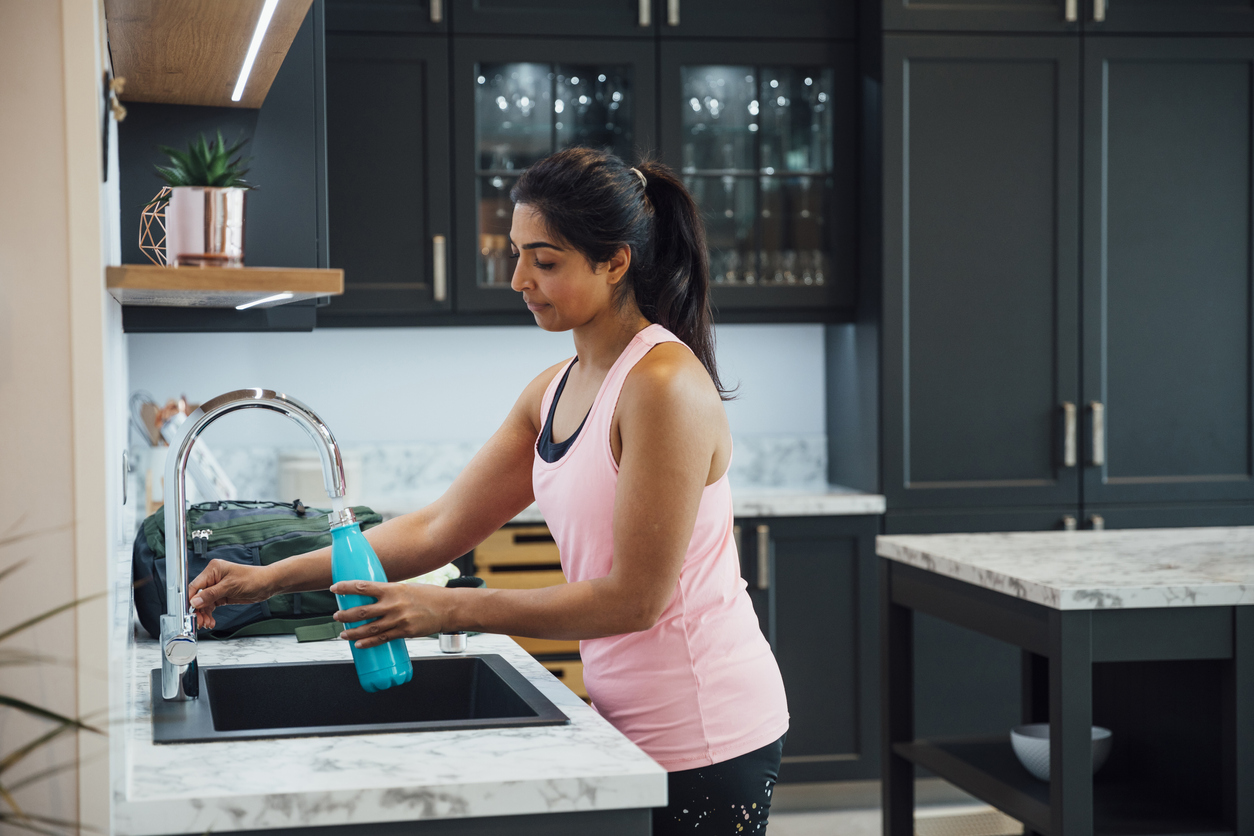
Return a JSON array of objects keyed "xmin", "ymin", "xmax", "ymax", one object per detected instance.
[{"xmin": 653, "ymin": 735, "xmax": 786, "ymax": 835}]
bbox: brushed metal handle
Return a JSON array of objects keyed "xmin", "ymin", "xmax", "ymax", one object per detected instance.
[
  {"xmin": 1092, "ymin": 0, "xmax": 1105, "ymax": 21},
  {"xmin": 667, "ymin": 0, "xmax": 679, "ymax": 26},
  {"xmin": 122, "ymin": 449, "xmax": 129, "ymax": 505},
  {"xmin": 1088, "ymin": 514, "xmax": 1105, "ymax": 531},
  {"xmin": 1062, "ymin": 402, "xmax": 1077, "ymax": 467},
  {"xmin": 756, "ymin": 524, "xmax": 770, "ymax": 590},
  {"xmin": 433, "ymin": 235, "xmax": 447, "ymax": 302},
  {"xmin": 639, "ymin": 0, "xmax": 651, "ymax": 26},
  {"xmin": 430, "ymin": 0, "xmax": 443, "ymax": 23},
  {"xmin": 1089, "ymin": 401, "xmax": 1105, "ymax": 466},
  {"xmin": 1065, "ymin": 0, "xmax": 1077, "ymax": 21},
  {"xmin": 1062, "ymin": 515, "xmax": 1077, "ymax": 532}
]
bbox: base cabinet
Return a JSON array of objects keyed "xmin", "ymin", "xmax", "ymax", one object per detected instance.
[{"xmin": 737, "ymin": 515, "xmax": 880, "ymax": 783}]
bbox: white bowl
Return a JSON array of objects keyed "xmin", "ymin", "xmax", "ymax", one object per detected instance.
[{"xmin": 1010, "ymin": 723, "xmax": 1113, "ymax": 781}]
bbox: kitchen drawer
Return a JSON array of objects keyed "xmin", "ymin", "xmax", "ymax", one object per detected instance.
[
  {"xmin": 541, "ymin": 659, "xmax": 588, "ymax": 700},
  {"xmin": 515, "ymin": 636, "xmax": 581, "ymax": 655},
  {"xmin": 473, "ymin": 523, "xmax": 578, "ymax": 656},
  {"xmin": 475, "ymin": 525, "xmax": 560, "ymax": 567}
]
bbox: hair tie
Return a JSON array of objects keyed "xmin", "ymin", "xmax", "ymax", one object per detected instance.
[{"xmin": 630, "ymin": 167, "xmax": 647, "ymax": 189}]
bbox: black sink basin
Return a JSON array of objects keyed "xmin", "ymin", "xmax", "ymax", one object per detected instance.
[{"xmin": 151, "ymin": 654, "xmax": 569, "ymax": 744}]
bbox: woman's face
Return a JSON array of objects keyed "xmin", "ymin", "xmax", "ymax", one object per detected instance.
[{"xmin": 509, "ymin": 203, "xmax": 628, "ymax": 331}]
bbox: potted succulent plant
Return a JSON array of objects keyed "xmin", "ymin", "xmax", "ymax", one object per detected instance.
[{"xmin": 153, "ymin": 131, "xmax": 255, "ymax": 267}]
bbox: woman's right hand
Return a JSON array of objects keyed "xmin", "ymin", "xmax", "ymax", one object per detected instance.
[{"xmin": 188, "ymin": 560, "xmax": 278, "ymax": 630}]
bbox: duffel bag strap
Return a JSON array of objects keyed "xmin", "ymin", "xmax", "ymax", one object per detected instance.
[{"xmin": 206, "ymin": 616, "xmax": 340, "ymax": 641}]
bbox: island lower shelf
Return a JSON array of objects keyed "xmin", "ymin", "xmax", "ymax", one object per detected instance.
[{"xmin": 894, "ymin": 736, "xmax": 1230, "ymax": 836}]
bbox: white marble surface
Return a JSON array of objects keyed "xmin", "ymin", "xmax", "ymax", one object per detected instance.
[
  {"xmin": 110, "ymin": 536, "xmax": 665, "ymax": 836},
  {"xmin": 877, "ymin": 527, "xmax": 1254, "ymax": 610}
]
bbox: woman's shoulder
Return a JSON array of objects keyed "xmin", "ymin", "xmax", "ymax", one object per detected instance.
[{"xmin": 621, "ymin": 341, "xmax": 722, "ymax": 414}]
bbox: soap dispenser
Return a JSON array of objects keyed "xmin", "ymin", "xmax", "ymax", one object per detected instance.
[{"xmin": 329, "ymin": 507, "xmax": 414, "ymax": 692}]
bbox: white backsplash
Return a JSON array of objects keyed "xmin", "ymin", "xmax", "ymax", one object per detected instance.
[{"xmin": 199, "ymin": 434, "xmax": 827, "ymax": 510}]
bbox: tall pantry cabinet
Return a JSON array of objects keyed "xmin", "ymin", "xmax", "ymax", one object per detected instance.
[{"xmin": 878, "ymin": 1, "xmax": 1254, "ymax": 737}]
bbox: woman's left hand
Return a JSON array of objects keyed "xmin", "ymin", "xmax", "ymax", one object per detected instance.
[{"xmin": 331, "ymin": 580, "xmax": 447, "ymax": 649}]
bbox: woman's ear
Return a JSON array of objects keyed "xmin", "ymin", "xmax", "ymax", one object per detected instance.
[{"xmin": 604, "ymin": 245, "xmax": 632, "ymax": 286}]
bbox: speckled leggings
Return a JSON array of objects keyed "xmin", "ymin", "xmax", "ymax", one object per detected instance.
[{"xmin": 653, "ymin": 735, "xmax": 786, "ymax": 835}]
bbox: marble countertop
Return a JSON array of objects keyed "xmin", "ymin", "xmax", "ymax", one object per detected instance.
[
  {"xmin": 877, "ymin": 527, "xmax": 1254, "ymax": 610},
  {"xmin": 371, "ymin": 484, "xmax": 885, "ymax": 524},
  {"xmin": 109, "ymin": 525, "xmax": 665, "ymax": 836}
]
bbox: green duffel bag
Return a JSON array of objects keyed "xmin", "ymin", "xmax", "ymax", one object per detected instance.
[{"xmin": 132, "ymin": 499, "xmax": 383, "ymax": 642}]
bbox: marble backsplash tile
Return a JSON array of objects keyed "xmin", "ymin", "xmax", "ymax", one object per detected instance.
[{"xmin": 193, "ymin": 434, "xmax": 828, "ymax": 506}]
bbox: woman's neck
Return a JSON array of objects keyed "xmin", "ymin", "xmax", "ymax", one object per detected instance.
[{"xmin": 571, "ymin": 302, "xmax": 652, "ymax": 374}]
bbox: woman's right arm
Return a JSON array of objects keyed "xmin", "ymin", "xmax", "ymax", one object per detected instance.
[{"xmin": 188, "ymin": 363, "xmax": 561, "ymax": 628}]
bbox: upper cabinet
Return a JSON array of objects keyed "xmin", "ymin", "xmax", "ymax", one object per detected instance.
[
  {"xmin": 883, "ymin": 0, "xmax": 1254, "ymax": 32},
  {"xmin": 443, "ymin": 0, "xmax": 854, "ymax": 39},
  {"xmin": 660, "ymin": 40, "xmax": 857, "ymax": 315},
  {"xmin": 449, "ymin": 0, "xmax": 651, "ymax": 37},
  {"xmin": 659, "ymin": 0, "xmax": 856, "ymax": 39},
  {"xmin": 452, "ymin": 38, "xmax": 657, "ymax": 313},
  {"xmin": 325, "ymin": 0, "xmax": 447, "ymax": 33},
  {"xmin": 320, "ymin": 33, "xmax": 451, "ymax": 325}
]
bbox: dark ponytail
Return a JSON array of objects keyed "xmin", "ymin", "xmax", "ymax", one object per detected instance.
[{"xmin": 511, "ymin": 147, "xmax": 732, "ymax": 399}]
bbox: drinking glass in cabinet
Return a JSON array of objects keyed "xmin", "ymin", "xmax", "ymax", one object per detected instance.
[
  {"xmin": 475, "ymin": 62, "xmax": 635, "ymax": 287},
  {"xmin": 678, "ymin": 64, "xmax": 836, "ymax": 286}
]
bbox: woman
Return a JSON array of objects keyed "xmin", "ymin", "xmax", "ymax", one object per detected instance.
[{"xmin": 188, "ymin": 147, "xmax": 790, "ymax": 834}]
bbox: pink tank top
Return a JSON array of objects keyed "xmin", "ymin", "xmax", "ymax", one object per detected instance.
[{"xmin": 532, "ymin": 324, "xmax": 789, "ymax": 771}]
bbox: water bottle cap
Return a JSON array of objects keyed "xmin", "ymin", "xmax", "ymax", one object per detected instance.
[{"xmin": 328, "ymin": 507, "xmax": 357, "ymax": 529}]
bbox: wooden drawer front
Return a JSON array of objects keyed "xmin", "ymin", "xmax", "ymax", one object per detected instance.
[
  {"xmin": 475, "ymin": 525, "xmax": 560, "ymax": 567},
  {"xmin": 478, "ymin": 566, "xmax": 566, "ymax": 590},
  {"xmin": 542, "ymin": 660, "xmax": 587, "ymax": 699},
  {"xmin": 514, "ymin": 636, "xmax": 581, "ymax": 656}
]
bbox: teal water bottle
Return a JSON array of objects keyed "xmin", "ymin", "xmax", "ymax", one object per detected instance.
[{"xmin": 329, "ymin": 508, "xmax": 413, "ymax": 692}]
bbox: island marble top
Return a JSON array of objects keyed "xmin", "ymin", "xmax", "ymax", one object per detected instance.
[{"xmin": 876, "ymin": 527, "xmax": 1254, "ymax": 610}]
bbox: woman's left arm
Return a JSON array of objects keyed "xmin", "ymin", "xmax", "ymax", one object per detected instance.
[{"xmin": 337, "ymin": 345, "xmax": 724, "ymax": 647}]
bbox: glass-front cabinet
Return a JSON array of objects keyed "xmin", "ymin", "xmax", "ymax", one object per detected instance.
[
  {"xmin": 661, "ymin": 41, "xmax": 856, "ymax": 314},
  {"xmin": 453, "ymin": 39, "xmax": 657, "ymax": 312}
]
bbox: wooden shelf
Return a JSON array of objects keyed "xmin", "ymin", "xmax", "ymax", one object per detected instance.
[
  {"xmin": 105, "ymin": 0, "xmax": 315, "ymax": 109},
  {"xmin": 894, "ymin": 737, "xmax": 1231, "ymax": 836},
  {"xmin": 106, "ymin": 264, "xmax": 343, "ymax": 309}
]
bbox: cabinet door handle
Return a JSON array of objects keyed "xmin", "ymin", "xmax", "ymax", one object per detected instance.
[
  {"xmin": 1062, "ymin": 402, "xmax": 1077, "ymax": 467},
  {"xmin": 1092, "ymin": 0, "xmax": 1105, "ymax": 21},
  {"xmin": 667, "ymin": 0, "xmax": 680, "ymax": 26},
  {"xmin": 433, "ymin": 235, "xmax": 447, "ymax": 302},
  {"xmin": 1062, "ymin": 515, "xmax": 1077, "ymax": 532},
  {"xmin": 430, "ymin": 0, "xmax": 443, "ymax": 23},
  {"xmin": 639, "ymin": 0, "xmax": 651, "ymax": 26},
  {"xmin": 122, "ymin": 449, "xmax": 129, "ymax": 506},
  {"xmin": 1088, "ymin": 514, "xmax": 1105, "ymax": 531},
  {"xmin": 1065, "ymin": 0, "xmax": 1077, "ymax": 21},
  {"xmin": 756, "ymin": 524, "xmax": 770, "ymax": 590},
  {"xmin": 1089, "ymin": 401, "xmax": 1105, "ymax": 466}
]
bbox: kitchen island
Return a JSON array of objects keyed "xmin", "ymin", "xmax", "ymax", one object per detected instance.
[
  {"xmin": 109, "ymin": 541, "xmax": 665, "ymax": 835},
  {"xmin": 877, "ymin": 527, "xmax": 1254, "ymax": 836}
]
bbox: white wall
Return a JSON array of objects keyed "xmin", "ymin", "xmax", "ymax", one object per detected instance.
[{"xmin": 127, "ymin": 323, "xmax": 826, "ymax": 449}]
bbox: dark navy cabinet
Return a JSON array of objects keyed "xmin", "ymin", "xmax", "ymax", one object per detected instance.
[
  {"xmin": 736, "ymin": 515, "xmax": 880, "ymax": 783},
  {"xmin": 1080, "ymin": 38, "xmax": 1254, "ymax": 507},
  {"xmin": 321, "ymin": 33, "xmax": 451, "ymax": 324},
  {"xmin": 449, "ymin": 0, "xmax": 651, "ymax": 37},
  {"xmin": 325, "ymin": 0, "xmax": 447, "ymax": 33},
  {"xmin": 881, "ymin": 35, "xmax": 1081, "ymax": 512},
  {"xmin": 661, "ymin": 0, "xmax": 857, "ymax": 40},
  {"xmin": 882, "ymin": 0, "xmax": 1254, "ymax": 32}
]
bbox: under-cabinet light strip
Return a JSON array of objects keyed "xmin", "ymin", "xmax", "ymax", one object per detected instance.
[
  {"xmin": 236, "ymin": 292, "xmax": 294, "ymax": 310},
  {"xmin": 231, "ymin": 0, "xmax": 281, "ymax": 103}
]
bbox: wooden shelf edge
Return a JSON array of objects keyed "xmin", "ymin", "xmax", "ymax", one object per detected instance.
[{"xmin": 106, "ymin": 264, "xmax": 342, "ymax": 309}]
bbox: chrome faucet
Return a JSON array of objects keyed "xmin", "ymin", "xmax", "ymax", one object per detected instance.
[{"xmin": 161, "ymin": 389, "xmax": 349, "ymax": 701}]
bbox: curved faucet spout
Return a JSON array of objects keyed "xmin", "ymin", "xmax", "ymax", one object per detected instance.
[{"xmin": 160, "ymin": 389, "xmax": 348, "ymax": 701}]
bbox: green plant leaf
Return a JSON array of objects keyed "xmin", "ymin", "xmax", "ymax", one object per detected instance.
[
  {"xmin": 0, "ymin": 592, "xmax": 104, "ymax": 644},
  {"xmin": 0, "ymin": 696, "xmax": 102, "ymax": 735},
  {"xmin": 154, "ymin": 131, "xmax": 254, "ymax": 189},
  {"xmin": 0, "ymin": 561, "xmax": 27, "ymax": 585}
]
